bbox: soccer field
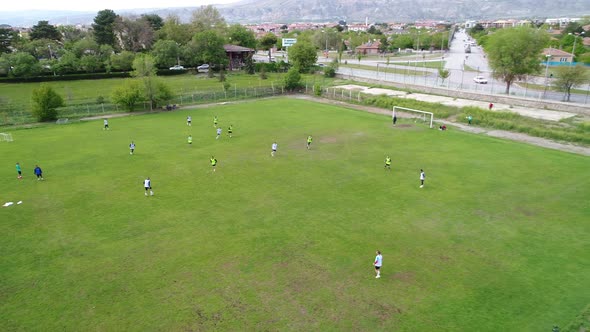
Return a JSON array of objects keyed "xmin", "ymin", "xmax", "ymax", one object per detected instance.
[{"xmin": 1, "ymin": 98, "xmax": 588, "ymax": 331}]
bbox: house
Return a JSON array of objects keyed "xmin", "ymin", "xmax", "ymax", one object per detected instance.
[
  {"xmin": 224, "ymin": 44, "xmax": 255, "ymax": 70},
  {"xmin": 355, "ymin": 40, "xmax": 381, "ymax": 55},
  {"xmin": 542, "ymin": 48, "xmax": 573, "ymax": 63}
]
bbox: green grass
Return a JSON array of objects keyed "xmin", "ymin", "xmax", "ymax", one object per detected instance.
[
  {"xmin": 340, "ymin": 63, "xmax": 428, "ymax": 76},
  {"xmin": 516, "ymin": 82, "xmax": 589, "ymax": 95},
  {"xmin": 1, "ymin": 98, "xmax": 589, "ymax": 331},
  {"xmin": 388, "ymin": 60, "xmax": 445, "ymax": 69}
]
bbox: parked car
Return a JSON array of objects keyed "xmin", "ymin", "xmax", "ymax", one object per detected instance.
[
  {"xmin": 169, "ymin": 65, "xmax": 185, "ymax": 70},
  {"xmin": 316, "ymin": 63, "xmax": 326, "ymax": 67},
  {"xmin": 197, "ymin": 64, "xmax": 210, "ymax": 72},
  {"xmin": 473, "ymin": 76, "xmax": 488, "ymax": 84}
]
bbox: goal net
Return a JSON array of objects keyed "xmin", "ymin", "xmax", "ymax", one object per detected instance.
[
  {"xmin": 0, "ymin": 133, "xmax": 14, "ymax": 142},
  {"xmin": 392, "ymin": 106, "xmax": 434, "ymax": 128},
  {"xmin": 56, "ymin": 118, "xmax": 69, "ymax": 125}
]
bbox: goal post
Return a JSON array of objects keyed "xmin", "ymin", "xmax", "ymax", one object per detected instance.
[
  {"xmin": 0, "ymin": 133, "xmax": 14, "ymax": 142},
  {"xmin": 393, "ymin": 106, "xmax": 434, "ymax": 128}
]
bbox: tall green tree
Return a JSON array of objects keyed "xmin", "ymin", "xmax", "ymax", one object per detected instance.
[
  {"xmin": 191, "ymin": 5, "xmax": 226, "ymax": 34},
  {"xmin": 30, "ymin": 21, "xmax": 61, "ymax": 41},
  {"xmin": 0, "ymin": 28, "xmax": 19, "ymax": 53},
  {"xmin": 93, "ymin": 9, "xmax": 119, "ymax": 47},
  {"xmin": 111, "ymin": 79, "xmax": 143, "ymax": 111},
  {"xmin": 227, "ymin": 24, "xmax": 256, "ymax": 49},
  {"xmin": 131, "ymin": 54, "xmax": 171, "ymax": 110},
  {"xmin": 31, "ymin": 84, "xmax": 64, "ymax": 121},
  {"xmin": 141, "ymin": 14, "xmax": 164, "ymax": 31},
  {"xmin": 158, "ymin": 15, "xmax": 192, "ymax": 45},
  {"xmin": 114, "ymin": 16, "xmax": 155, "ymax": 52},
  {"xmin": 186, "ymin": 30, "xmax": 227, "ymax": 67},
  {"xmin": 259, "ymin": 33, "xmax": 277, "ymax": 63},
  {"xmin": 9, "ymin": 52, "xmax": 42, "ymax": 77},
  {"xmin": 485, "ymin": 27, "xmax": 548, "ymax": 94},
  {"xmin": 110, "ymin": 51, "xmax": 135, "ymax": 71},
  {"xmin": 151, "ymin": 40, "xmax": 181, "ymax": 68},
  {"xmin": 53, "ymin": 51, "xmax": 79, "ymax": 74},
  {"xmin": 288, "ymin": 41, "xmax": 317, "ymax": 73},
  {"xmin": 552, "ymin": 65, "xmax": 590, "ymax": 102}
]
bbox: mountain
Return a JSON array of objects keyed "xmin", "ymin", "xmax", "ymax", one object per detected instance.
[
  {"xmin": 1, "ymin": 0, "xmax": 588, "ymax": 27},
  {"xmin": 218, "ymin": 0, "xmax": 590, "ymax": 23}
]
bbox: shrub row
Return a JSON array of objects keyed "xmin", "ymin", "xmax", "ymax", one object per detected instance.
[{"xmin": 0, "ymin": 72, "xmax": 131, "ymax": 83}]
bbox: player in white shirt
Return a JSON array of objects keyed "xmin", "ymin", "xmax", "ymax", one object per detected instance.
[
  {"xmin": 420, "ymin": 169, "xmax": 425, "ymax": 188},
  {"xmin": 129, "ymin": 141, "xmax": 136, "ymax": 155},
  {"xmin": 373, "ymin": 250, "xmax": 383, "ymax": 278},
  {"xmin": 103, "ymin": 119, "xmax": 109, "ymax": 130},
  {"xmin": 144, "ymin": 177, "xmax": 154, "ymax": 196},
  {"xmin": 271, "ymin": 142, "xmax": 278, "ymax": 157},
  {"xmin": 216, "ymin": 127, "xmax": 222, "ymax": 139},
  {"xmin": 187, "ymin": 115, "xmax": 192, "ymax": 126}
]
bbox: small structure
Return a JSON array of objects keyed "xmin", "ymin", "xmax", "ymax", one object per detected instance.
[
  {"xmin": 542, "ymin": 48, "xmax": 574, "ymax": 63},
  {"xmin": 224, "ymin": 44, "xmax": 255, "ymax": 70},
  {"xmin": 355, "ymin": 40, "xmax": 381, "ymax": 55}
]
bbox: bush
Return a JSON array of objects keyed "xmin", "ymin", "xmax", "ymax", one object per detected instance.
[
  {"xmin": 284, "ymin": 67, "xmax": 302, "ymax": 91},
  {"xmin": 324, "ymin": 66, "xmax": 336, "ymax": 78},
  {"xmin": 259, "ymin": 67, "xmax": 268, "ymax": 80},
  {"xmin": 314, "ymin": 83, "xmax": 322, "ymax": 96},
  {"xmin": 31, "ymin": 84, "xmax": 65, "ymax": 122}
]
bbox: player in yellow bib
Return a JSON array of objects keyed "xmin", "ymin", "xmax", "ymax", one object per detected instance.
[
  {"xmin": 188, "ymin": 135, "xmax": 192, "ymax": 145},
  {"xmin": 306, "ymin": 135, "xmax": 313, "ymax": 150},
  {"xmin": 210, "ymin": 156, "xmax": 217, "ymax": 172},
  {"xmin": 384, "ymin": 156, "xmax": 391, "ymax": 170}
]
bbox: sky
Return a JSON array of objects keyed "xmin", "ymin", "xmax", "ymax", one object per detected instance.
[{"xmin": 1, "ymin": 0, "xmax": 239, "ymax": 12}]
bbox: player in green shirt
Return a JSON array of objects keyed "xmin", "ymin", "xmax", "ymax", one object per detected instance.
[
  {"xmin": 306, "ymin": 135, "xmax": 313, "ymax": 150},
  {"xmin": 188, "ymin": 135, "xmax": 192, "ymax": 145},
  {"xmin": 214, "ymin": 116, "xmax": 218, "ymax": 128},
  {"xmin": 228, "ymin": 125, "xmax": 233, "ymax": 138},
  {"xmin": 384, "ymin": 156, "xmax": 391, "ymax": 170},
  {"xmin": 210, "ymin": 156, "xmax": 217, "ymax": 172},
  {"xmin": 16, "ymin": 162, "xmax": 23, "ymax": 179}
]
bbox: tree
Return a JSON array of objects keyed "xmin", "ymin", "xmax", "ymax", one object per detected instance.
[
  {"xmin": 438, "ymin": 67, "xmax": 450, "ymax": 85},
  {"xmin": 187, "ymin": 30, "xmax": 227, "ymax": 68},
  {"xmin": 228, "ymin": 24, "xmax": 256, "ymax": 49},
  {"xmin": 31, "ymin": 84, "xmax": 64, "ymax": 121},
  {"xmin": 53, "ymin": 51, "xmax": 79, "ymax": 74},
  {"xmin": 10, "ymin": 52, "xmax": 42, "ymax": 77},
  {"xmin": 132, "ymin": 54, "xmax": 172, "ymax": 110},
  {"xmin": 470, "ymin": 23, "xmax": 485, "ymax": 35},
  {"xmin": 58, "ymin": 25, "xmax": 87, "ymax": 46},
  {"xmin": 288, "ymin": 41, "xmax": 317, "ymax": 73},
  {"xmin": 114, "ymin": 16, "xmax": 155, "ymax": 52},
  {"xmin": 244, "ymin": 54, "xmax": 255, "ymax": 74},
  {"xmin": 110, "ymin": 51, "xmax": 135, "ymax": 71},
  {"xmin": 259, "ymin": 33, "xmax": 277, "ymax": 63},
  {"xmin": 158, "ymin": 15, "xmax": 192, "ymax": 45},
  {"xmin": 142, "ymin": 14, "xmax": 164, "ymax": 31},
  {"xmin": 93, "ymin": 9, "xmax": 119, "ymax": 47},
  {"xmin": 80, "ymin": 54, "xmax": 103, "ymax": 72},
  {"xmin": 30, "ymin": 21, "xmax": 61, "ymax": 41},
  {"xmin": 552, "ymin": 65, "xmax": 590, "ymax": 102},
  {"xmin": 284, "ymin": 67, "xmax": 302, "ymax": 91},
  {"xmin": 111, "ymin": 79, "xmax": 142, "ymax": 111},
  {"xmin": 191, "ymin": 5, "xmax": 226, "ymax": 34},
  {"xmin": 151, "ymin": 40, "xmax": 181, "ymax": 68},
  {"xmin": 0, "ymin": 28, "xmax": 19, "ymax": 54},
  {"xmin": 486, "ymin": 27, "xmax": 548, "ymax": 94},
  {"xmin": 71, "ymin": 37, "xmax": 100, "ymax": 57}
]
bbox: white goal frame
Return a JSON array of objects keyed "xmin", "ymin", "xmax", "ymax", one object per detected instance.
[
  {"xmin": 393, "ymin": 106, "xmax": 434, "ymax": 128},
  {"xmin": 0, "ymin": 133, "xmax": 14, "ymax": 142}
]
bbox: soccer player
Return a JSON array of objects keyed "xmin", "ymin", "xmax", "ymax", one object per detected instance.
[
  {"xmin": 144, "ymin": 177, "xmax": 154, "ymax": 196},
  {"xmin": 393, "ymin": 114, "xmax": 397, "ymax": 125},
  {"xmin": 467, "ymin": 115, "xmax": 473, "ymax": 125},
  {"xmin": 384, "ymin": 156, "xmax": 391, "ymax": 170},
  {"xmin": 216, "ymin": 127, "xmax": 222, "ymax": 140},
  {"xmin": 103, "ymin": 119, "xmax": 109, "ymax": 130},
  {"xmin": 228, "ymin": 125, "xmax": 233, "ymax": 138},
  {"xmin": 34, "ymin": 165, "xmax": 43, "ymax": 180},
  {"xmin": 373, "ymin": 250, "xmax": 383, "ymax": 278},
  {"xmin": 306, "ymin": 135, "xmax": 313, "ymax": 150},
  {"xmin": 129, "ymin": 141, "xmax": 136, "ymax": 155},
  {"xmin": 187, "ymin": 115, "xmax": 192, "ymax": 126},
  {"xmin": 420, "ymin": 169, "xmax": 426, "ymax": 188},
  {"xmin": 16, "ymin": 162, "xmax": 23, "ymax": 179},
  {"xmin": 188, "ymin": 135, "xmax": 193, "ymax": 145},
  {"xmin": 214, "ymin": 116, "xmax": 218, "ymax": 128},
  {"xmin": 210, "ymin": 156, "xmax": 217, "ymax": 172},
  {"xmin": 271, "ymin": 142, "xmax": 278, "ymax": 157}
]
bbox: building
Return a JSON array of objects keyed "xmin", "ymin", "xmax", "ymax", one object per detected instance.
[
  {"xmin": 224, "ymin": 44, "xmax": 255, "ymax": 70},
  {"xmin": 355, "ymin": 40, "xmax": 381, "ymax": 55},
  {"xmin": 543, "ymin": 48, "xmax": 573, "ymax": 63}
]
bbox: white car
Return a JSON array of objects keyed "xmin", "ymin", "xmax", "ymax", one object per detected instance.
[
  {"xmin": 169, "ymin": 65, "xmax": 185, "ymax": 70},
  {"xmin": 197, "ymin": 64, "xmax": 210, "ymax": 72},
  {"xmin": 473, "ymin": 76, "xmax": 488, "ymax": 84}
]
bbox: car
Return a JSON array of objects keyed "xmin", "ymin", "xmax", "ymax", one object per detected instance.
[
  {"xmin": 197, "ymin": 64, "xmax": 210, "ymax": 72},
  {"xmin": 169, "ymin": 65, "xmax": 185, "ymax": 70},
  {"xmin": 473, "ymin": 76, "xmax": 488, "ymax": 84},
  {"xmin": 316, "ymin": 63, "xmax": 326, "ymax": 67}
]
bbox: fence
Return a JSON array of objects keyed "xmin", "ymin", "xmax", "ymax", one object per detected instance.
[{"xmin": 0, "ymin": 80, "xmax": 326, "ymax": 126}]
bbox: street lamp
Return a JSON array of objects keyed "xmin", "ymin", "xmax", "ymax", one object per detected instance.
[
  {"xmin": 543, "ymin": 53, "xmax": 551, "ymax": 98},
  {"xmin": 569, "ymin": 31, "xmax": 585, "ymax": 63}
]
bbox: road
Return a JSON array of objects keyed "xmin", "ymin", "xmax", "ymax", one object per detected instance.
[{"xmin": 333, "ymin": 30, "xmax": 590, "ymax": 105}]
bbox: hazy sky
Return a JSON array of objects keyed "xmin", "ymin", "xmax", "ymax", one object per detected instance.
[{"xmin": 1, "ymin": 0, "xmax": 238, "ymax": 12}]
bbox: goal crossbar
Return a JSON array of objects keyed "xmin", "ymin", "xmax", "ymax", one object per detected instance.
[{"xmin": 393, "ymin": 106, "xmax": 434, "ymax": 128}]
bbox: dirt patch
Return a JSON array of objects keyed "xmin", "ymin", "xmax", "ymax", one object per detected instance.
[
  {"xmin": 391, "ymin": 271, "xmax": 416, "ymax": 284},
  {"xmin": 319, "ymin": 136, "xmax": 338, "ymax": 143}
]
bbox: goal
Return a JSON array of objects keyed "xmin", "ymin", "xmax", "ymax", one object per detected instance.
[
  {"xmin": 392, "ymin": 106, "xmax": 434, "ymax": 128},
  {"xmin": 56, "ymin": 118, "xmax": 69, "ymax": 125},
  {"xmin": 0, "ymin": 133, "xmax": 14, "ymax": 142}
]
